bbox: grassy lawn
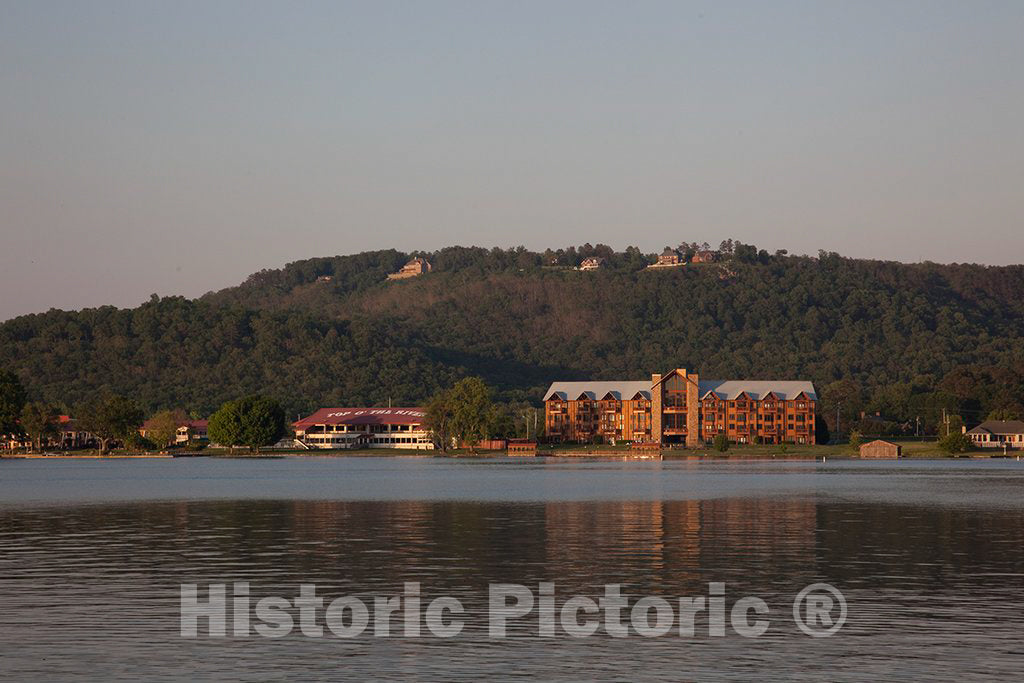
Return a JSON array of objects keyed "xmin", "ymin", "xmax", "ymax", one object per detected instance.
[{"xmin": 665, "ymin": 440, "xmax": 970, "ymax": 458}]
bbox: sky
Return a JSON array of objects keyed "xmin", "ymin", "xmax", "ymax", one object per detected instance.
[{"xmin": 2, "ymin": 1, "xmax": 1023, "ymax": 320}]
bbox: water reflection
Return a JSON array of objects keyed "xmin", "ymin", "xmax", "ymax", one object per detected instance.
[{"xmin": 3, "ymin": 496, "xmax": 1024, "ymax": 679}]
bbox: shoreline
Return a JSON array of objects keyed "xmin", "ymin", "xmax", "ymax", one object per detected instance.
[{"xmin": 2, "ymin": 450, "xmax": 1016, "ymax": 461}]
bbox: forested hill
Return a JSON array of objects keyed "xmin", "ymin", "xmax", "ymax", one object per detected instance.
[{"xmin": 2, "ymin": 243, "xmax": 1023, "ymax": 433}]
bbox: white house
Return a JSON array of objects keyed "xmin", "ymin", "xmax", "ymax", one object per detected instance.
[{"xmin": 965, "ymin": 420, "xmax": 1024, "ymax": 450}]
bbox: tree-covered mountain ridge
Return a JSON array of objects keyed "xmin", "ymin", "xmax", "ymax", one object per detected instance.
[{"xmin": 2, "ymin": 243, "xmax": 1023, "ymax": 433}]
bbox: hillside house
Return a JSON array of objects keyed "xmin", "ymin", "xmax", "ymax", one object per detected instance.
[
  {"xmin": 647, "ymin": 248, "xmax": 684, "ymax": 269},
  {"xmin": 387, "ymin": 258, "xmax": 432, "ymax": 280}
]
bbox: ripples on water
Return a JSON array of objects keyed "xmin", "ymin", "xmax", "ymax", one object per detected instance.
[{"xmin": 2, "ymin": 457, "xmax": 1024, "ymax": 680}]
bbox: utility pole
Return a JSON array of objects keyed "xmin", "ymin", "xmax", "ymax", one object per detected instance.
[
  {"xmin": 943, "ymin": 408, "xmax": 950, "ymax": 437},
  {"xmin": 916, "ymin": 416, "xmax": 920, "ymax": 437},
  {"xmin": 835, "ymin": 401, "xmax": 842, "ymax": 444}
]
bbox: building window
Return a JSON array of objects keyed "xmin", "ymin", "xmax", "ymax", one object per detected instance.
[{"xmin": 665, "ymin": 392, "xmax": 686, "ymax": 408}]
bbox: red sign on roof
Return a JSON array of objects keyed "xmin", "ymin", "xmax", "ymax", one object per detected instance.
[{"xmin": 294, "ymin": 408, "xmax": 427, "ymax": 428}]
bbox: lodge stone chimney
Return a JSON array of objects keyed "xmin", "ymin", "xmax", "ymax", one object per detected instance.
[
  {"xmin": 650, "ymin": 373, "xmax": 662, "ymax": 444},
  {"xmin": 686, "ymin": 370, "xmax": 700, "ymax": 448}
]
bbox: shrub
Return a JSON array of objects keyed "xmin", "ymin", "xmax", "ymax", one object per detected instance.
[
  {"xmin": 848, "ymin": 430, "xmax": 862, "ymax": 449},
  {"xmin": 123, "ymin": 432, "xmax": 153, "ymax": 452},
  {"xmin": 713, "ymin": 433, "xmax": 729, "ymax": 452},
  {"xmin": 938, "ymin": 432, "xmax": 972, "ymax": 454}
]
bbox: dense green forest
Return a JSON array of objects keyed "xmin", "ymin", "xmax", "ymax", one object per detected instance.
[{"xmin": 2, "ymin": 242, "xmax": 1022, "ymax": 435}]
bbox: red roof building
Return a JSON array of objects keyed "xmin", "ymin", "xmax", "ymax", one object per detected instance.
[{"xmin": 293, "ymin": 407, "xmax": 433, "ymax": 450}]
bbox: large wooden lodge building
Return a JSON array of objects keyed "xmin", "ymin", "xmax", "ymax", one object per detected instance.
[{"xmin": 544, "ymin": 368, "xmax": 817, "ymax": 446}]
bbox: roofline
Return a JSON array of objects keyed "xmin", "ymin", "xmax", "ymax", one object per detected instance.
[{"xmin": 651, "ymin": 369, "xmax": 698, "ymax": 389}]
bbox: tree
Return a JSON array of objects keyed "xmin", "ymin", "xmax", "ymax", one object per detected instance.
[
  {"xmin": 0, "ymin": 370, "xmax": 27, "ymax": 435},
  {"xmin": 848, "ymin": 430, "xmax": 862, "ymax": 450},
  {"xmin": 425, "ymin": 377, "xmax": 497, "ymax": 452},
  {"xmin": 938, "ymin": 431, "xmax": 972, "ymax": 454},
  {"xmin": 78, "ymin": 394, "xmax": 145, "ymax": 453},
  {"xmin": 489, "ymin": 400, "xmax": 534, "ymax": 439},
  {"xmin": 425, "ymin": 391, "xmax": 455, "ymax": 451},
  {"xmin": 20, "ymin": 402, "xmax": 58, "ymax": 452},
  {"xmin": 447, "ymin": 377, "xmax": 497, "ymax": 452},
  {"xmin": 146, "ymin": 409, "xmax": 187, "ymax": 448},
  {"xmin": 123, "ymin": 431, "xmax": 154, "ymax": 451},
  {"xmin": 713, "ymin": 433, "xmax": 729, "ymax": 452},
  {"xmin": 208, "ymin": 400, "xmax": 245, "ymax": 452},
  {"xmin": 239, "ymin": 396, "xmax": 286, "ymax": 452},
  {"xmin": 988, "ymin": 408, "xmax": 1020, "ymax": 421},
  {"xmin": 208, "ymin": 396, "xmax": 286, "ymax": 452},
  {"xmin": 815, "ymin": 415, "xmax": 831, "ymax": 445},
  {"xmin": 4, "ymin": 244, "xmax": 1024, "ymax": 433}
]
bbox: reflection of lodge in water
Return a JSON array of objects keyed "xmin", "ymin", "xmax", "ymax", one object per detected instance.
[
  {"xmin": 240, "ymin": 497, "xmax": 821, "ymax": 586},
  {"xmin": 543, "ymin": 498, "xmax": 819, "ymax": 587}
]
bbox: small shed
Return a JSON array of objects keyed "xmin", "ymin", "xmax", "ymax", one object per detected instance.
[
  {"xmin": 631, "ymin": 441, "xmax": 662, "ymax": 456},
  {"xmin": 507, "ymin": 439, "xmax": 537, "ymax": 456},
  {"xmin": 859, "ymin": 439, "xmax": 902, "ymax": 459}
]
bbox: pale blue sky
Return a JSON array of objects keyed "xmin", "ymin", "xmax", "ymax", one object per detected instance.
[{"xmin": 2, "ymin": 1, "xmax": 1022, "ymax": 319}]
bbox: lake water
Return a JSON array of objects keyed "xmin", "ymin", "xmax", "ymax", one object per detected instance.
[{"xmin": 2, "ymin": 456, "xmax": 1024, "ymax": 680}]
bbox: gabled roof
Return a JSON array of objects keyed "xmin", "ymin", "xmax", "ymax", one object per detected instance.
[
  {"xmin": 546, "ymin": 378, "xmax": 816, "ymax": 401},
  {"xmin": 651, "ymin": 369, "xmax": 698, "ymax": 388},
  {"xmin": 697, "ymin": 380, "xmax": 818, "ymax": 401},
  {"xmin": 544, "ymin": 381, "xmax": 651, "ymax": 401},
  {"xmin": 967, "ymin": 420, "xmax": 1024, "ymax": 436}
]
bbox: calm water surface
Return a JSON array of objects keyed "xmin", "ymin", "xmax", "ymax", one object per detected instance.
[{"xmin": 2, "ymin": 457, "xmax": 1024, "ymax": 681}]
